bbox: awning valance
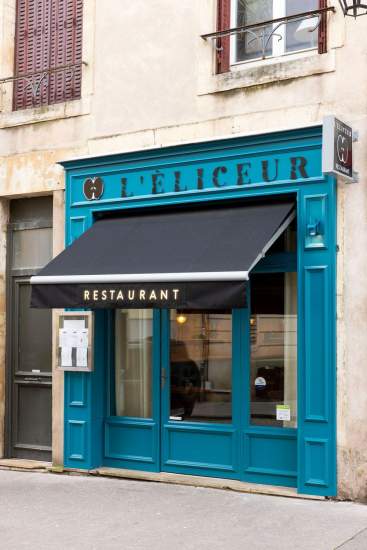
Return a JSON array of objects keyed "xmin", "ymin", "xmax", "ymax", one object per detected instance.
[{"xmin": 30, "ymin": 201, "xmax": 294, "ymax": 309}]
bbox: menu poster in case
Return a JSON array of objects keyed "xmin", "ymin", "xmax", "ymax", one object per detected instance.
[{"xmin": 56, "ymin": 312, "xmax": 94, "ymax": 371}]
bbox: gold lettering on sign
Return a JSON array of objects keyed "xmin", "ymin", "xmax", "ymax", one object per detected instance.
[
  {"xmin": 83, "ymin": 287, "xmax": 183, "ymax": 303},
  {"xmin": 160, "ymin": 289, "xmax": 168, "ymax": 300}
]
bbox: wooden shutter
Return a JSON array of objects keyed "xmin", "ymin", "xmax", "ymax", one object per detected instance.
[
  {"xmin": 13, "ymin": 0, "xmax": 28, "ymax": 109},
  {"xmin": 48, "ymin": 0, "xmax": 83, "ymax": 104},
  {"xmin": 14, "ymin": 0, "xmax": 50, "ymax": 110},
  {"xmin": 13, "ymin": 0, "xmax": 83, "ymax": 110},
  {"xmin": 216, "ymin": 0, "xmax": 231, "ymax": 74},
  {"xmin": 318, "ymin": 0, "xmax": 328, "ymax": 54}
]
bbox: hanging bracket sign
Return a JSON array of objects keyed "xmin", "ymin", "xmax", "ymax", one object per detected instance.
[{"xmin": 322, "ymin": 116, "xmax": 357, "ymax": 182}]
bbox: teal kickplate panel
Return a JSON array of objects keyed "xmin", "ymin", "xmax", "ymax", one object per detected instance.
[{"xmin": 62, "ymin": 127, "xmax": 336, "ymax": 496}]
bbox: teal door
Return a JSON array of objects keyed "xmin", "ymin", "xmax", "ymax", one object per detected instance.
[
  {"xmin": 104, "ymin": 307, "xmax": 247, "ymax": 478},
  {"xmin": 160, "ymin": 309, "xmax": 246, "ymax": 479}
]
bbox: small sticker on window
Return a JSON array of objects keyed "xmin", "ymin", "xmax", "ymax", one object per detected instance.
[{"xmin": 276, "ymin": 404, "xmax": 291, "ymax": 422}]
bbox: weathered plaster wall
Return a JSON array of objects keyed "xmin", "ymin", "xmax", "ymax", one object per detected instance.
[
  {"xmin": 52, "ymin": 191, "xmax": 65, "ymax": 467},
  {"xmin": 337, "ymin": 121, "xmax": 367, "ymax": 502},
  {"xmin": 0, "ymin": 0, "xmax": 366, "ymax": 499},
  {"xmin": 0, "ymin": 199, "xmax": 9, "ymax": 459}
]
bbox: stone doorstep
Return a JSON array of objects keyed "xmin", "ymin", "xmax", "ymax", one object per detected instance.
[
  {"xmin": 0, "ymin": 460, "xmax": 325, "ymax": 501},
  {"xmin": 0, "ymin": 459, "xmax": 51, "ymax": 471},
  {"xmin": 51, "ymin": 466, "xmax": 325, "ymax": 501}
]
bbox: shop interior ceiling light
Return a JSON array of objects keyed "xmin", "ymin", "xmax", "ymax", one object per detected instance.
[
  {"xmin": 339, "ymin": 0, "xmax": 367, "ymax": 17},
  {"xmin": 176, "ymin": 314, "xmax": 187, "ymax": 325}
]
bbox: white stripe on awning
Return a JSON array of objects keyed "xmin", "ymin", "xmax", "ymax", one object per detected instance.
[{"xmin": 30, "ymin": 271, "xmax": 250, "ymax": 285}]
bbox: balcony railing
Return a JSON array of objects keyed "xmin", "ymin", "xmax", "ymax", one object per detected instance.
[
  {"xmin": 0, "ymin": 62, "xmax": 87, "ymax": 111},
  {"xmin": 201, "ymin": 6, "xmax": 336, "ymax": 58}
]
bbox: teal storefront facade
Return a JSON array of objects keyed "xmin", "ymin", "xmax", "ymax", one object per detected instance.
[{"xmin": 59, "ymin": 126, "xmax": 336, "ymax": 496}]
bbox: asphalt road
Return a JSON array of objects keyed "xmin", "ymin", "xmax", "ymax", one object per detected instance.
[{"xmin": 0, "ymin": 470, "xmax": 366, "ymax": 550}]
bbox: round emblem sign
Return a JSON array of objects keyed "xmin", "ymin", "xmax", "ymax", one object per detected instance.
[
  {"xmin": 83, "ymin": 177, "xmax": 104, "ymax": 200},
  {"xmin": 337, "ymin": 134, "xmax": 349, "ymax": 166}
]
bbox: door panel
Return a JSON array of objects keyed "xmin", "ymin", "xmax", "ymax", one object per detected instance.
[
  {"xmin": 12, "ymin": 227, "xmax": 53, "ymax": 271},
  {"xmin": 10, "ymin": 279, "xmax": 52, "ymax": 460},
  {"xmin": 17, "ymin": 283, "xmax": 52, "ymax": 373},
  {"xmin": 12, "ymin": 381, "xmax": 52, "ymax": 459},
  {"xmin": 161, "ymin": 310, "xmax": 241, "ymax": 479},
  {"xmin": 7, "ymin": 198, "xmax": 53, "ymax": 461},
  {"xmin": 104, "ymin": 309, "xmax": 160, "ymax": 471},
  {"xmin": 240, "ymin": 272, "xmax": 298, "ymax": 487}
]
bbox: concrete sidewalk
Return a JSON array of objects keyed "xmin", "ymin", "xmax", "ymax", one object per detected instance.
[{"xmin": 0, "ymin": 470, "xmax": 366, "ymax": 550}]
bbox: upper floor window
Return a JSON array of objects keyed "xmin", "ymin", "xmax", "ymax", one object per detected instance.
[
  {"xmin": 13, "ymin": 0, "xmax": 83, "ymax": 111},
  {"xmin": 233, "ymin": 0, "xmax": 318, "ymax": 63},
  {"xmin": 216, "ymin": 0, "xmax": 328, "ymax": 73}
]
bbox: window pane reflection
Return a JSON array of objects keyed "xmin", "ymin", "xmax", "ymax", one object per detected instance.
[
  {"xmin": 170, "ymin": 311, "xmax": 232, "ymax": 423},
  {"xmin": 235, "ymin": 0, "xmax": 319, "ymax": 63},
  {"xmin": 250, "ymin": 273, "xmax": 297, "ymax": 427},
  {"xmin": 236, "ymin": 0, "xmax": 273, "ymax": 62},
  {"xmin": 286, "ymin": 0, "xmax": 318, "ymax": 53},
  {"xmin": 19, "ymin": 283, "xmax": 52, "ymax": 373},
  {"xmin": 13, "ymin": 227, "xmax": 53, "ymax": 269},
  {"xmin": 115, "ymin": 309, "xmax": 152, "ymax": 418}
]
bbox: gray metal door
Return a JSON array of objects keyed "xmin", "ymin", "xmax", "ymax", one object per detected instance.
[{"xmin": 6, "ymin": 198, "xmax": 53, "ymax": 461}]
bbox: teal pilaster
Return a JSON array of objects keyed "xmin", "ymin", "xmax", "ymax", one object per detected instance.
[
  {"xmin": 297, "ymin": 179, "xmax": 337, "ymax": 495},
  {"xmin": 64, "ymin": 310, "xmax": 106, "ymax": 469}
]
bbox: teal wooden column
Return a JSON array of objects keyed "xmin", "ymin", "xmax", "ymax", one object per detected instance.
[
  {"xmin": 64, "ymin": 310, "xmax": 107, "ymax": 469},
  {"xmin": 297, "ymin": 179, "xmax": 337, "ymax": 496},
  {"xmin": 63, "ymin": 193, "xmax": 107, "ymax": 470}
]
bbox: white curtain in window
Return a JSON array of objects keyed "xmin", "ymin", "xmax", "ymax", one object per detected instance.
[
  {"xmin": 115, "ymin": 309, "xmax": 152, "ymax": 418},
  {"xmin": 284, "ymin": 272, "xmax": 297, "ymax": 427}
]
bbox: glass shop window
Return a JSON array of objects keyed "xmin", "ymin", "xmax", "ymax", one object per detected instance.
[
  {"xmin": 170, "ymin": 311, "xmax": 232, "ymax": 424},
  {"xmin": 115, "ymin": 309, "xmax": 153, "ymax": 418},
  {"xmin": 250, "ymin": 272, "xmax": 297, "ymax": 428},
  {"xmin": 233, "ymin": 0, "xmax": 319, "ymax": 63}
]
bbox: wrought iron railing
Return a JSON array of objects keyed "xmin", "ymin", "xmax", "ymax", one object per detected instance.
[
  {"xmin": 0, "ymin": 62, "xmax": 86, "ymax": 103},
  {"xmin": 201, "ymin": 7, "xmax": 335, "ymax": 59}
]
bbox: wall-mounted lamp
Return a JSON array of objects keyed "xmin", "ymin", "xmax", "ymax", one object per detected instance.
[
  {"xmin": 307, "ymin": 221, "xmax": 323, "ymax": 237},
  {"xmin": 339, "ymin": 0, "xmax": 367, "ymax": 17}
]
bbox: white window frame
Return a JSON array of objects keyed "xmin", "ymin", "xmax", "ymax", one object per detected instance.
[{"xmin": 230, "ymin": 0, "xmax": 318, "ymax": 67}]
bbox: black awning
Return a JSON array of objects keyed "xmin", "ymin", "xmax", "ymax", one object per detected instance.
[{"xmin": 31, "ymin": 201, "xmax": 294, "ymax": 309}]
